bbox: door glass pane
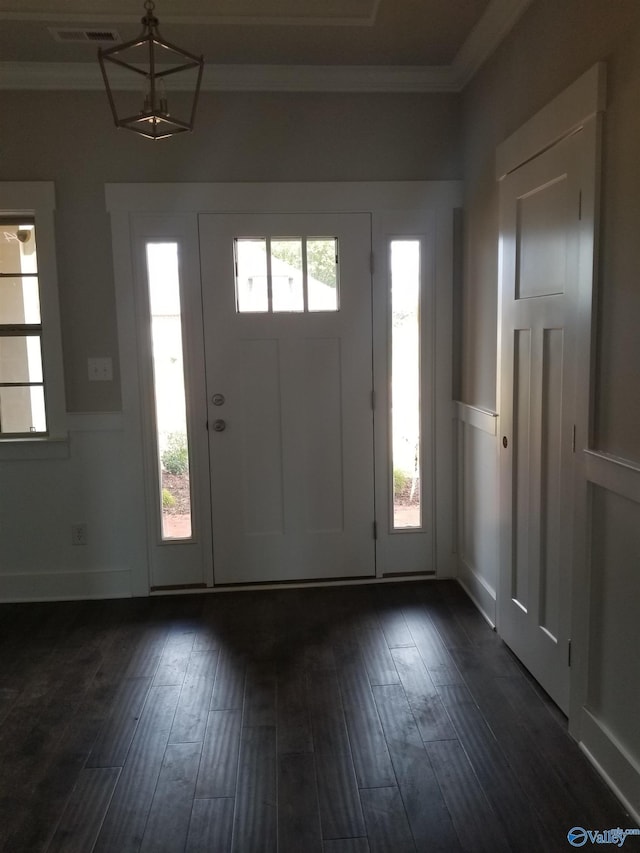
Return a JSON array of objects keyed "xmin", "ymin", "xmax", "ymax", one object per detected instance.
[
  {"xmin": 235, "ymin": 238, "xmax": 268, "ymax": 313},
  {"xmin": 307, "ymin": 238, "xmax": 339, "ymax": 312},
  {"xmin": 0, "ymin": 222, "xmax": 37, "ymax": 274},
  {"xmin": 271, "ymin": 238, "xmax": 304, "ymax": 312},
  {"xmin": 0, "ymin": 385, "xmax": 46, "ymax": 434},
  {"xmin": 271, "ymin": 238, "xmax": 304, "ymax": 311},
  {"xmin": 0, "ymin": 277, "xmax": 41, "ymax": 324},
  {"xmin": 146, "ymin": 242, "xmax": 193, "ymax": 541},
  {"xmin": 0, "ymin": 335, "xmax": 43, "ymax": 383},
  {"xmin": 391, "ymin": 240, "xmax": 421, "ymax": 530}
]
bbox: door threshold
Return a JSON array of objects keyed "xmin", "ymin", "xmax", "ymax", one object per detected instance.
[
  {"xmin": 148, "ymin": 574, "xmax": 438, "ymax": 596},
  {"xmin": 150, "ymin": 583, "xmax": 207, "ymax": 593},
  {"xmin": 382, "ymin": 570, "xmax": 436, "ymax": 578},
  {"xmin": 208, "ymin": 573, "xmax": 436, "ymax": 594}
]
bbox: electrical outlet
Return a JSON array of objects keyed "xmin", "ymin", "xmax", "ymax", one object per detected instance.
[
  {"xmin": 87, "ymin": 357, "xmax": 113, "ymax": 382},
  {"xmin": 71, "ymin": 523, "xmax": 87, "ymax": 546}
]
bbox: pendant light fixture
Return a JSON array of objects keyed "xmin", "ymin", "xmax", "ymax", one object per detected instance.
[{"xmin": 98, "ymin": 0, "xmax": 204, "ymax": 140}]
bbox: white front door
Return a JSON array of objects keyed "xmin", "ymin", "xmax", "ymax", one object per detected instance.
[
  {"xmin": 498, "ymin": 129, "xmax": 587, "ymax": 713},
  {"xmin": 199, "ymin": 213, "xmax": 375, "ymax": 584}
]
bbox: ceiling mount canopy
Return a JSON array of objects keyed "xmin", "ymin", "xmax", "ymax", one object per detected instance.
[{"xmin": 98, "ymin": 0, "xmax": 204, "ymax": 140}]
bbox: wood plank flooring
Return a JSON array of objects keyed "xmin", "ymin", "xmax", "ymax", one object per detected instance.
[{"xmin": 0, "ymin": 581, "xmax": 635, "ymax": 852}]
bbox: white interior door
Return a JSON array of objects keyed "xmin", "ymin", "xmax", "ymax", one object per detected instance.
[
  {"xmin": 498, "ymin": 129, "xmax": 587, "ymax": 713},
  {"xmin": 199, "ymin": 213, "xmax": 375, "ymax": 584}
]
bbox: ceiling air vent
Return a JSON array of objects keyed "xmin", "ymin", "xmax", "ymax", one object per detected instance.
[{"xmin": 48, "ymin": 27, "xmax": 122, "ymax": 45}]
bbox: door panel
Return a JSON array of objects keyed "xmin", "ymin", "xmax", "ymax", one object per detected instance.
[
  {"xmin": 516, "ymin": 175, "xmax": 570, "ymax": 299},
  {"xmin": 287, "ymin": 337, "xmax": 344, "ymax": 532},
  {"xmin": 238, "ymin": 338, "xmax": 284, "ymax": 535},
  {"xmin": 200, "ymin": 213, "xmax": 375, "ymax": 585},
  {"xmin": 540, "ymin": 327, "xmax": 564, "ymax": 641},
  {"xmin": 512, "ymin": 326, "xmax": 532, "ymax": 612},
  {"xmin": 499, "ymin": 130, "xmax": 583, "ymax": 713}
]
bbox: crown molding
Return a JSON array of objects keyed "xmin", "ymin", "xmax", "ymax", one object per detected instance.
[
  {"xmin": 452, "ymin": 0, "xmax": 533, "ymax": 89},
  {"xmin": 0, "ymin": 0, "xmax": 534, "ymax": 93},
  {"xmin": 0, "ymin": 62, "xmax": 458, "ymax": 93},
  {"xmin": 0, "ymin": 12, "xmax": 379, "ymax": 27},
  {"xmin": 206, "ymin": 64, "xmax": 458, "ymax": 92},
  {"xmin": 0, "ymin": 0, "xmax": 382, "ymax": 27}
]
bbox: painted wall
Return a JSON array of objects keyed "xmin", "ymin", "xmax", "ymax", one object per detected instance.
[
  {"xmin": 459, "ymin": 0, "xmax": 640, "ymax": 817},
  {"xmin": 457, "ymin": 0, "xmax": 640, "ymax": 615},
  {"xmin": 461, "ymin": 0, "xmax": 640, "ymax": 462},
  {"xmin": 0, "ymin": 89, "xmax": 461, "ymax": 413},
  {"xmin": 0, "ymin": 417, "xmax": 140, "ymax": 600},
  {"xmin": 0, "ymin": 88, "xmax": 460, "ymax": 604}
]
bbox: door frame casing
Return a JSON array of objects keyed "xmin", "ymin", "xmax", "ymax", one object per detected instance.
[
  {"xmin": 495, "ymin": 64, "xmax": 605, "ymax": 733},
  {"xmin": 106, "ymin": 181, "xmax": 462, "ymax": 592},
  {"xmin": 372, "ymin": 209, "xmax": 455, "ymax": 577},
  {"xmin": 130, "ymin": 214, "xmax": 214, "ymax": 590}
]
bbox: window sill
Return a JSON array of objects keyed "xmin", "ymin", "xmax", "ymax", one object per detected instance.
[{"xmin": 0, "ymin": 436, "xmax": 70, "ymax": 461}]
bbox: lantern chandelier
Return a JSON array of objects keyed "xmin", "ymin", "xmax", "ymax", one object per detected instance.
[{"xmin": 98, "ymin": 0, "xmax": 204, "ymax": 140}]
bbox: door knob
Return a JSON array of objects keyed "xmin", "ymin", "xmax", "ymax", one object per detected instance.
[{"xmin": 213, "ymin": 419, "xmax": 226, "ymax": 432}]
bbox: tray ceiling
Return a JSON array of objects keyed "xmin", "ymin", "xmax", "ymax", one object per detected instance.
[{"xmin": 0, "ymin": 0, "xmax": 533, "ymax": 91}]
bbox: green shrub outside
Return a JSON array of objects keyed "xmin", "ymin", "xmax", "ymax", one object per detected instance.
[
  {"xmin": 162, "ymin": 488, "xmax": 176, "ymax": 509},
  {"xmin": 393, "ymin": 468, "xmax": 411, "ymax": 495},
  {"xmin": 162, "ymin": 432, "xmax": 189, "ymax": 475}
]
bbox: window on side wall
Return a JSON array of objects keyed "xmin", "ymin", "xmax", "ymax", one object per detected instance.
[{"xmin": 0, "ymin": 183, "xmax": 66, "ymax": 454}]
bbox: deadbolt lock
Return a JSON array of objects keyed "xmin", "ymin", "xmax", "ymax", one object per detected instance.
[{"xmin": 212, "ymin": 393, "xmax": 226, "ymax": 406}]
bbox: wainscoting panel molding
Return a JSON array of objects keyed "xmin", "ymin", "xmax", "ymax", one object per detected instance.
[
  {"xmin": 0, "ymin": 417, "xmax": 144, "ymax": 603},
  {"xmin": 454, "ymin": 402, "xmax": 499, "ymax": 625},
  {"xmin": 578, "ymin": 450, "xmax": 640, "ymax": 824}
]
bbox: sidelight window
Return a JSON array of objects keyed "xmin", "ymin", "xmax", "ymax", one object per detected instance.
[
  {"xmin": 145, "ymin": 242, "xmax": 193, "ymax": 540},
  {"xmin": 390, "ymin": 240, "xmax": 422, "ymax": 530}
]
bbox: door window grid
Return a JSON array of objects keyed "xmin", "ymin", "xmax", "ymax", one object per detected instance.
[
  {"xmin": 0, "ymin": 220, "xmax": 47, "ymax": 436},
  {"xmin": 234, "ymin": 236, "xmax": 339, "ymax": 313}
]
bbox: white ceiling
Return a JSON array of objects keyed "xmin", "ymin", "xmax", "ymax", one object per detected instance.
[{"xmin": 0, "ymin": 0, "xmax": 533, "ymax": 92}]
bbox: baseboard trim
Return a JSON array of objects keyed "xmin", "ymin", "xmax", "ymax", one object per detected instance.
[
  {"xmin": 457, "ymin": 557, "xmax": 496, "ymax": 627},
  {"xmin": 0, "ymin": 569, "xmax": 132, "ymax": 602}
]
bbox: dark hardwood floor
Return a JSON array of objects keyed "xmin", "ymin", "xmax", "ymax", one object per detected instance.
[{"xmin": 0, "ymin": 580, "xmax": 635, "ymax": 852}]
